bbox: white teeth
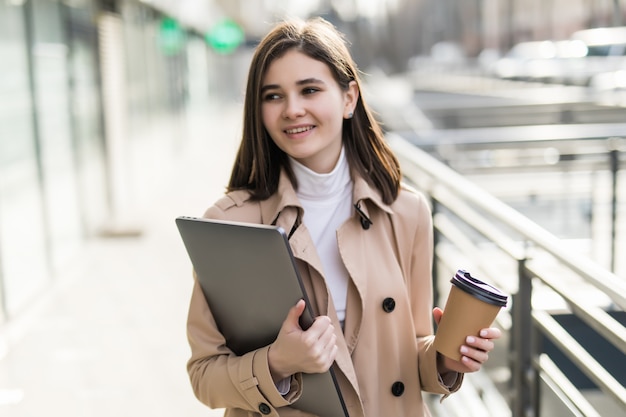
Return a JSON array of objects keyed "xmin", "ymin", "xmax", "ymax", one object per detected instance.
[{"xmin": 285, "ymin": 126, "xmax": 313, "ymax": 134}]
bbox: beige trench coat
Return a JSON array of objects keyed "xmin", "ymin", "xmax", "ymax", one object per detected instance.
[{"xmin": 186, "ymin": 170, "xmax": 462, "ymax": 417}]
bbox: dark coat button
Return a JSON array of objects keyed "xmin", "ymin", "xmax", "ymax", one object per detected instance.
[
  {"xmin": 360, "ymin": 216, "xmax": 371, "ymax": 229},
  {"xmin": 382, "ymin": 297, "xmax": 396, "ymax": 313},
  {"xmin": 259, "ymin": 403, "xmax": 271, "ymax": 414},
  {"xmin": 391, "ymin": 381, "xmax": 405, "ymax": 397}
]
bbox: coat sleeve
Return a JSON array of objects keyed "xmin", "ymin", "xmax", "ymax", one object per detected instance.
[
  {"xmin": 395, "ymin": 188, "xmax": 463, "ymax": 395},
  {"xmin": 185, "ymin": 196, "xmax": 304, "ymax": 415}
]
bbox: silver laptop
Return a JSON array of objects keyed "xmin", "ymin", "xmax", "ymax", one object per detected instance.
[{"xmin": 176, "ymin": 216, "xmax": 349, "ymax": 417}]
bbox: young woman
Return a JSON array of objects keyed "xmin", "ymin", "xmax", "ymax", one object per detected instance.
[{"xmin": 186, "ymin": 17, "xmax": 501, "ymax": 417}]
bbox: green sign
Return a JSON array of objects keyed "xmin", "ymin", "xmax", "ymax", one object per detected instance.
[
  {"xmin": 159, "ymin": 17, "xmax": 185, "ymax": 56},
  {"xmin": 206, "ymin": 19, "xmax": 244, "ymax": 54}
]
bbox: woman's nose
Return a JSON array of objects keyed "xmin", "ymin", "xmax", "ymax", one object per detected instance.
[{"xmin": 282, "ymin": 96, "xmax": 305, "ymax": 119}]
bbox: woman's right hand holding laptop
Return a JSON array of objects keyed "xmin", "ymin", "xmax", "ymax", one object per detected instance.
[{"xmin": 267, "ymin": 299, "xmax": 338, "ymax": 383}]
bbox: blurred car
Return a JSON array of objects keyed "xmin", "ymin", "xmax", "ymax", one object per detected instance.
[
  {"xmin": 408, "ymin": 41, "xmax": 467, "ymax": 74},
  {"xmin": 491, "ymin": 27, "xmax": 626, "ymax": 86},
  {"xmin": 565, "ymin": 26, "xmax": 626, "ymax": 85},
  {"xmin": 572, "ymin": 26, "xmax": 626, "ymax": 57},
  {"xmin": 490, "ymin": 39, "xmax": 587, "ymax": 83}
]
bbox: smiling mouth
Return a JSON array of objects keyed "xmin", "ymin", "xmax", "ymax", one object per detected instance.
[{"xmin": 285, "ymin": 126, "xmax": 314, "ymax": 134}]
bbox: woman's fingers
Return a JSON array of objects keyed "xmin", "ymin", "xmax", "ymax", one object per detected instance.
[
  {"xmin": 457, "ymin": 331, "xmax": 499, "ymax": 371},
  {"xmin": 432, "ymin": 307, "xmax": 444, "ymax": 325},
  {"xmin": 479, "ymin": 327, "xmax": 502, "ymax": 340},
  {"xmin": 460, "ymin": 344, "xmax": 489, "ymax": 364},
  {"xmin": 466, "ymin": 335, "xmax": 495, "ymax": 353}
]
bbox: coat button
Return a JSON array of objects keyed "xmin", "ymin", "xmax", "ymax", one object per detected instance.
[
  {"xmin": 382, "ymin": 297, "xmax": 396, "ymax": 313},
  {"xmin": 391, "ymin": 381, "xmax": 405, "ymax": 397},
  {"xmin": 258, "ymin": 403, "xmax": 271, "ymax": 414},
  {"xmin": 360, "ymin": 216, "xmax": 371, "ymax": 230}
]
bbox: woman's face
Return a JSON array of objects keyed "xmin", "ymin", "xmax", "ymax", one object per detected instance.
[{"xmin": 261, "ymin": 49, "xmax": 358, "ymax": 173}]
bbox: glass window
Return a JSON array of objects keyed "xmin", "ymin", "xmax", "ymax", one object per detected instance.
[
  {"xmin": 31, "ymin": 0, "xmax": 83, "ymax": 270},
  {"xmin": 65, "ymin": 2, "xmax": 109, "ymax": 236},
  {"xmin": 0, "ymin": 1, "xmax": 49, "ymax": 316}
]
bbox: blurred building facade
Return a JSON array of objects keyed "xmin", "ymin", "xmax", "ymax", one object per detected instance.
[
  {"xmin": 0, "ymin": 0, "xmax": 208, "ymax": 322},
  {"xmin": 345, "ymin": 0, "xmax": 624, "ymax": 72},
  {"xmin": 0, "ymin": 0, "xmax": 624, "ymax": 323}
]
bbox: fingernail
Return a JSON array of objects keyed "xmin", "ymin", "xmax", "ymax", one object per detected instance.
[
  {"xmin": 466, "ymin": 336, "xmax": 475, "ymax": 344},
  {"xmin": 460, "ymin": 346, "xmax": 468, "ymax": 354},
  {"xmin": 480, "ymin": 330, "xmax": 488, "ymax": 337}
]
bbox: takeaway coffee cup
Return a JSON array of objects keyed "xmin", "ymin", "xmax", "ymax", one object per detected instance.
[{"xmin": 433, "ymin": 269, "xmax": 508, "ymax": 361}]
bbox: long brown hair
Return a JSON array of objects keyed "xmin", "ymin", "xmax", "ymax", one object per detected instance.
[{"xmin": 227, "ymin": 17, "xmax": 401, "ymax": 204}]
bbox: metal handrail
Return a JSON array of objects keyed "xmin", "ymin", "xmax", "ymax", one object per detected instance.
[
  {"xmin": 536, "ymin": 354, "xmax": 601, "ymax": 417},
  {"xmin": 389, "ymin": 133, "xmax": 626, "ymax": 310},
  {"xmin": 387, "ymin": 133, "xmax": 626, "ymax": 416},
  {"xmin": 525, "ymin": 261, "xmax": 626, "ymax": 355},
  {"xmin": 533, "ymin": 310, "xmax": 626, "ymax": 409}
]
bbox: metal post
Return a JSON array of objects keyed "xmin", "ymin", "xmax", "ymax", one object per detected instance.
[
  {"xmin": 511, "ymin": 258, "xmax": 535, "ymax": 417},
  {"xmin": 608, "ymin": 140, "xmax": 619, "ymax": 273},
  {"xmin": 531, "ymin": 314, "xmax": 542, "ymax": 417}
]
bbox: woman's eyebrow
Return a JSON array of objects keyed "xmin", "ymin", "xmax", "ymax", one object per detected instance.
[
  {"xmin": 261, "ymin": 77, "xmax": 326, "ymax": 94},
  {"xmin": 296, "ymin": 77, "xmax": 325, "ymax": 86},
  {"xmin": 261, "ymin": 84, "xmax": 280, "ymax": 93}
]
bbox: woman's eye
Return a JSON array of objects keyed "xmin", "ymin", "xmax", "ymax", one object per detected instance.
[
  {"xmin": 263, "ymin": 93, "xmax": 280, "ymax": 101},
  {"xmin": 303, "ymin": 87, "xmax": 319, "ymax": 95}
]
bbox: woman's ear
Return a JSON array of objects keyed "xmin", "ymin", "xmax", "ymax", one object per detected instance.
[{"xmin": 344, "ymin": 80, "xmax": 360, "ymax": 118}]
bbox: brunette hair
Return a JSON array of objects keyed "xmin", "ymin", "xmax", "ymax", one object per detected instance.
[{"xmin": 227, "ymin": 17, "xmax": 401, "ymax": 204}]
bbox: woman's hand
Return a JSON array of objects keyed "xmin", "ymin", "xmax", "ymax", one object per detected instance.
[
  {"xmin": 433, "ymin": 307, "xmax": 502, "ymax": 374},
  {"xmin": 268, "ymin": 300, "xmax": 338, "ymax": 382}
]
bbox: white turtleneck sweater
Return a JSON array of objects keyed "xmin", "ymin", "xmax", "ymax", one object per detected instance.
[{"xmin": 289, "ymin": 148, "xmax": 352, "ymax": 323}]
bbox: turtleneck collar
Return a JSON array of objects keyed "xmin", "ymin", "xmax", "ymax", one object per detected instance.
[{"xmin": 289, "ymin": 147, "xmax": 351, "ymax": 201}]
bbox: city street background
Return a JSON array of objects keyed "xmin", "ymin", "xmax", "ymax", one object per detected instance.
[{"xmin": 0, "ymin": 102, "xmax": 241, "ymax": 416}]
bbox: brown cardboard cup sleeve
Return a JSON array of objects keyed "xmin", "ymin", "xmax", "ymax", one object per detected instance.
[{"xmin": 433, "ymin": 270, "xmax": 508, "ymax": 361}]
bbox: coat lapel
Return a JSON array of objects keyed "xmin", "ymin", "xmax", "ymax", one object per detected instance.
[
  {"xmin": 337, "ymin": 216, "xmax": 366, "ymax": 353},
  {"xmin": 341, "ymin": 174, "xmax": 394, "ymax": 351}
]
